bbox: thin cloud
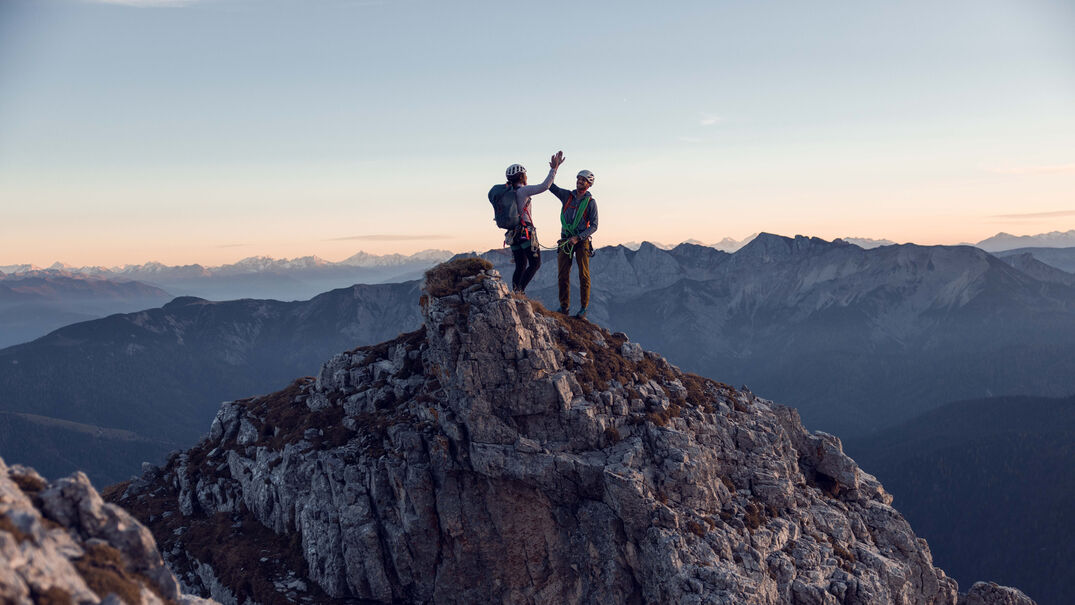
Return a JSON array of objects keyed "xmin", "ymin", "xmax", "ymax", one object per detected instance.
[
  {"xmin": 990, "ymin": 209, "xmax": 1075, "ymax": 220},
  {"xmin": 329, "ymin": 234, "xmax": 453, "ymax": 242},
  {"xmin": 700, "ymin": 113, "xmax": 723, "ymax": 127},
  {"xmin": 989, "ymin": 163, "xmax": 1075, "ymax": 175}
]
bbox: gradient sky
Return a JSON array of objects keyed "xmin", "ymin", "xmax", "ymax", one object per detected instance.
[{"xmin": 2, "ymin": 0, "xmax": 1074, "ymax": 267}]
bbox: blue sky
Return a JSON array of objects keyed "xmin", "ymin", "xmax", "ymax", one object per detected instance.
[{"xmin": 1, "ymin": 0, "xmax": 1073, "ymax": 266}]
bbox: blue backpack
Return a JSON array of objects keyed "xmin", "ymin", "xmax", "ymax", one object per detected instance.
[{"xmin": 488, "ymin": 184, "xmax": 520, "ymax": 230}]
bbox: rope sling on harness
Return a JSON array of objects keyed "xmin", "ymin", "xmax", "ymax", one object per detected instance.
[{"xmin": 558, "ymin": 193, "xmax": 592, "ymax": 256}]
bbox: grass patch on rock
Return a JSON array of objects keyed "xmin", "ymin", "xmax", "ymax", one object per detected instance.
[
  {"xmin": 73, "ymin": 542, "xmax": 166, "ymax": 605},
  {"xmin": 423, "ymin": 257, "xmax": 494, "ymax": 297},
  {"xmin": 528, "ymin": 299, "xmax": 734, "ymax": 426}
]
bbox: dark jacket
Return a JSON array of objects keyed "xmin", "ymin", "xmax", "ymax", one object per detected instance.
[{"xmin": 549, "ymin": 184, "xmax": 599, "ymax": 240}]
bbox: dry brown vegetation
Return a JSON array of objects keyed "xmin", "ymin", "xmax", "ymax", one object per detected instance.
[
  {"xmin": 32, "ymin": 587, "xmax": 73, "ymax": 605},
  {"xmin": 99, "ymin": 480, "xmax": 131, "ymax": 503},
  {"xmin": 10, "ymin": 472, "xmax": 46, "ymax": 495},
  {"xmin": 205, "ymin": 377, "xmax": 353, "ymax": 456},
  {"xmin": 743, "ymin": 501, "xmax": 765, "ymax": 530},
  {"xmin": 73, "ymin": 542, "xmax": 174, "ymax": 605},
  {"xmin": 351, "ymin": 328, "xmax": 426, "ymax": 376},
  {"xmin": 687, "ymin": 519, "xmax": 707, "ymax": 538},
  {"xmin": 827, "ymin": 534, "xmax": 856, "ymax": 570},
  {"xmin": 107, "ymin": 459, "xmax": 334, "ymax": 605},
  {"xmin": 645, "ymin": 405, "xmax": 683, "ymax": 427},
  {"xmin": 529, "ymin": 300, "xmax": 734, "ymax": 427},
  {"xmin": 720, "ymin": 476, "xmax": 736, "ymax": 492},
  {"xmin": 423, "ymin": 257, "xmax": 494, "ymax": 297},
  {"xmin": 603, "ymin": 425, "xmax": 621, "ymax": 445},
  {"xmin": 0, "ymin": 513, "xmax": 32, "ymax": 543},
  {"xmin": 182, "ymin": 510, "xmax": 323, "ymax": 605}
]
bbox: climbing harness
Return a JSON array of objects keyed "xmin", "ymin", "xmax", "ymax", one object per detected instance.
[
  {"xmin": 500, "ymin": 190, "xmax": 595, "ymax": 256},
  {"xmin": 560, "ymin": 192, "xmax": 592, "ymax": 238},
  {"xmin": 552, "ymin": 191, "xmax": 594, "ymax": 257}
]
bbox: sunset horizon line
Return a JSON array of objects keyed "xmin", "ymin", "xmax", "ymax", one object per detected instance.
[{"xmin": 5, "ymin": 228, "xmax": 1075, "ymax": 271}]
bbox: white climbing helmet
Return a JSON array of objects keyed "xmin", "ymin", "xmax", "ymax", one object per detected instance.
[
  {"xmin": 577, "ymin": 169, "xmax": 595, "ymax": 185},
  {"xmin": 506, "ymin": 164, "xmax": 526, "ymax": 178}
]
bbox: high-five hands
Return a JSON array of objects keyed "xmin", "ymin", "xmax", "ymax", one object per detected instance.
[{"xmin": 550, "ymin": 151, "xmax": 565, "ymax": 169}]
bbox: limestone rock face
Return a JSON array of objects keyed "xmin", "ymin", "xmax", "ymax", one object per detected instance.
[
  {"xmin": 111, "ymin": 260, "xmax": 1036, "ymax": 604},
  {"xmin": 959, "ymin": 582, "xmax": 1036, "ymax": 605},
  {"xmin": 0, "ymin": 457, "xmax": 217, "ymax": 605}
]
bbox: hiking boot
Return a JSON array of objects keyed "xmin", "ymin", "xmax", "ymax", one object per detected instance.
[
  {"xmin": 558, "ymin": 306, "xmax": 569, "ymax": 315},
  {"xmin": 574, "ymin": 307, "xmax": 588, "ymax": 320}
]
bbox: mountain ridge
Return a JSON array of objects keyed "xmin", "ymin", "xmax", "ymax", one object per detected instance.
[
  {"xmin": 975, "ymin": 230, "xmax": 1075, "ymax": 252},
  {"xmin": 487, "ymin": 236, "xmax": 1075, "ymax": 435},
  {"xmin": 0, "ymin": 271, "xmax": 174, "ymax": 348},
  {"xmin": 2, "ymin": 249, "xmax": 456, "ymax": 277},
  {"xmin": 846, "ymin": 394, "xmax": 1074, "ymax": 605},
  {"xmin": 995, "ymin": 247, "xmax": 1075, "ymax": 274},
  {"xmin": 0, "ymin": 281, "xmax": 424, "ymax": 484},
  {"xmin": 6, "ymin": 236, "xmax": 1075, "ymax": 482},
  {"xmin": 108, "ymin": 258, "xmax": 1035, "ymax": 604}
]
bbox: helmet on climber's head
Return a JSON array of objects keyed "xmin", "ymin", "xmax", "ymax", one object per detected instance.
[
  {"xmin": 576, "ymin": 169, "xmax": 595, "ymax": 191},
  {"xmin": 506, "ymin": 164, "xmax": 527, "ymax": 186}
]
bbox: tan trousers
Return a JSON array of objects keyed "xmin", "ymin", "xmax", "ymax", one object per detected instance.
[{"xmin": 557, "ymin": 240, "xmax": 591, "ymax": 311}]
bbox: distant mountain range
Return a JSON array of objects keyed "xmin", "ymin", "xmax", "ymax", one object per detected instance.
[
  {"xmin": 620, "ymin": 235, "xmax": 896, "ymax": 252},
  {"xmin": 0, "ymin": 271, "xmax": 173, "ymax": 348},
  {"xmin": 847, "ymin": 394, "xmax": 1074, "ymax": 605},
  {"xmin": 619, "ymin": 237, "xmax": 755, "ymax": 252},
  {"xmin": 995, "ymin": 247, "xmax": 1075, "ymax": 274},
  {"xmin": 2, "ymin": 235, "xmax": 1069, "ymax": 603},
  {"xmin": 975, "ymin": 229, "xmax": 1075, "ymax": 252},
  {"xmin": 4, "ymin": 235, "xmax": 1075, "ymax": 484},
  {"xmin": 483, "ymin": 235, "xmax": 1075, "ymax": 436},
  {"xmin": 2, "ymin": 239, "xmax": 911, "ymax": 347},
  {"xmin": 0, "ymin": 248, "xmax": 452, "ymax": 276},
  {"xmin": 0, "ymin": 250, "xmax": 452, "ymax": 347},
  {"xmin": 0, "ymin": 281, "xmax": 423, "ymax": 484},
  {"xmin": 0, "ymin": 249, "xmax": 452, "ymax": 303}
]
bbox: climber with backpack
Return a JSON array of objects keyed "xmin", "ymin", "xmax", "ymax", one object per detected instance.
[
  {"xmin": 549, "ymin": 169, "xmax": 599, "ymax": 319},
  {"xmin": 488, "ymin": 151, "xmax": 565, "ymax": 294}
]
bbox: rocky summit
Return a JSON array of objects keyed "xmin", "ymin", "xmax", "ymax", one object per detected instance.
[
  {"xmin": 109, "ymin": 258, "xmax": 1035, "ymax": 605},
  {"xmin": 0, "ymin": 456, "xmax": 217, "ymax": 604}
]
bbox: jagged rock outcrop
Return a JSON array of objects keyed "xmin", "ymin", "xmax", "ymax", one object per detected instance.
[
  {"xmin": 958, "ymin": 582, "xmax": 1035, "ymax": 605},
  {"xmin": 0, "ymin": 456, "xmax": 218, "ymax": 604},
  {"xmin": 111, "ymin": 258, "xmax": 1036, "ymax": 604}
]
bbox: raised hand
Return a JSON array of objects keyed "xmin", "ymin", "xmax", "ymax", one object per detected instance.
[{"xmin": 550, "ymin": 150, "xmax": 565, "ymax": 169}]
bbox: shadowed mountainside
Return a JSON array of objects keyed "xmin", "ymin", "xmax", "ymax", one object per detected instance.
[
  {"xmin": 846, "ymin": 395, "xmax": 1075, "ymax": 605},
  {"xmin": 0, "ymin": 281, "xmax": 423, "ymax": 483},
  {"xmin": 995, "ymin": 247, "xmax": 1075, "ymax": 274},
  {"xmin": 489, "ymin": 235, "xmax": 1075, "ymax": 436},
  {"xmin": 0, "ymin": 271, "xmax": 172, "ymax": 348}
]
